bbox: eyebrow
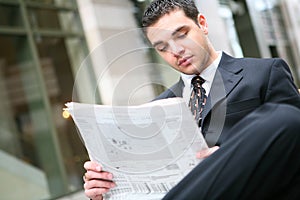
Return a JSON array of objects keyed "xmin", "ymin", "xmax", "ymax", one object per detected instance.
[
  {"xmin": 171, "ymin": 25, "xmax": 186, "ymax": 36},
  {"xmin": 152, "ymin": 25, "xmax": 187, "ymax": 48},
  {"xmin": 152, "ymin": 41, "xmax": 163, "ymax": 48}
]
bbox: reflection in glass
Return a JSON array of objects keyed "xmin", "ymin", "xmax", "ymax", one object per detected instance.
[
  {"xmin": 35, "ymin": 36, "xmax": 88, "ymax": 191},
  {"xmin": 0, "ymin": 5, "xmax": 23, "ymax": 27},
  {"xmin": 0, "ymin": 35, "xmax": 51, "ymax": 199},
  {"xmin": 25, "ymin": 0, "xmax": 75, "ymax": 7}
]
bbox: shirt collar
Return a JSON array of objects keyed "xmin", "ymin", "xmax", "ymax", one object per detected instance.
[{"xmin": 181, "ymin": 51, "xmax": 222, "ymax": 89}]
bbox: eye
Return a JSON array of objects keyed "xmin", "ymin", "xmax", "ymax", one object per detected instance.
[
  {"xmin": 156, "ymin": 44, "xmax": 168, "ymax": 52},
  {"xmin": 176, "ymin": 31, "xmax": 188, "ymax": 39}
]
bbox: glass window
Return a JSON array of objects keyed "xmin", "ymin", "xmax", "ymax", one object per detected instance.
[
  {"xmin": 28, "ymin": 8, "xmax": 61, "ymax": 30},
  {"xmin": 28, "ymin": 8, "xmax": 81, "ymax": 33},
  {"xmin": 0, "ymin": 4, "xmax": 23, "ymax": 27},
  {"xmin": 35, "ymin": 36, "xmax": 88, "ymax": 191},
  {"xmin": 0, "ymin": 0, "xmax": 92, "ymax": 199},
  {"xmin": 25, "ymin": 0, "xmax": 76, "ymax": 7},
  {"xmin": 0, "ymin": 35, "xmax": 52, "ymax": 199},
  {"xmin": 0, "ymin": 16, "xmax": 88, "ymax": 200}
]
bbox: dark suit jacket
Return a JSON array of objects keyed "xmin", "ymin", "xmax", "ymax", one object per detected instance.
[{"xmin": 153, "ymin": 52, "xmax": 300, "ymax": 146}]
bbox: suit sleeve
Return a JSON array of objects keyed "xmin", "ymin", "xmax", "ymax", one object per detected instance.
[{"xmin": 264, "ymin": 58, "xmax": 300, "ymax": 109}]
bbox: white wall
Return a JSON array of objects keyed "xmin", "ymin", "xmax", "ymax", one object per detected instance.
[
  {"xmin": 196, "ymin": 0, "xmax": 234, "ymax": 55},
  {"xmin": 77, "ymin": 0, "xmax": 157, "ymax": 105}
]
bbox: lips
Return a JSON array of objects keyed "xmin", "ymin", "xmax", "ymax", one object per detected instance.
[{"xmin": 178, "ymin": 55, "xmax": 193, "ymax": 67}]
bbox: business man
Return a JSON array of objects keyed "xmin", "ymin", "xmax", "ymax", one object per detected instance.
[{"xmin": 83, "ymin": 0, "xmax": 300, "ymax": 199}]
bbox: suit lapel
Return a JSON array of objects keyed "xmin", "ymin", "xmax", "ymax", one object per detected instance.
[
  {"xmin": 169, "ymin": 77, "xmax": 184, "ymax": 97},
  {"xmin": 201, "ymin": 53, "xmax": 243, "ymax": 122}
]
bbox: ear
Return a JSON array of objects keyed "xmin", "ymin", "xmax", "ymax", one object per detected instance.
[{"xmin": 197, "ymin": 13, "xmax": 208, "ymax": 33}]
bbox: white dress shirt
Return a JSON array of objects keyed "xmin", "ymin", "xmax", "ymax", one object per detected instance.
[{"xmin": 181, "ymin": 52, "xmax": 222, "ymax": 105}]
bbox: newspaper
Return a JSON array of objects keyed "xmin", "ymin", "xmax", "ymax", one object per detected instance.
[{"xmin": 65, "ymin": 97, "xmax": 208, "ymax": 200}]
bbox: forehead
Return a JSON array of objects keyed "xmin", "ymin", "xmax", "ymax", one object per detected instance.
[{"xmin": 146, "ymin": 9, "xmax": 194, "ymax": 43}]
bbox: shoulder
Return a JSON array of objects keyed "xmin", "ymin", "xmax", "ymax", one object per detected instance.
[
  {"xmin": 223, "ymin": 52, "xmax": 287, "ymax": 67},
  {"xmin": 220, "ymin": 52, "xmax": 290, "ymax": 74},
  {"xmin": 152, "ymin": 78, "xmax": 184, "ymax": 101}
]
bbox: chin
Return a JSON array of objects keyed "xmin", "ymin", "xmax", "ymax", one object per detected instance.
[
  {"xmin": 186, "ymin": 69, "xmax": 201, "ymax": 75},
  {"xmin": 178, "ymin": 66, "xmax": 194, "ymax": 75},
  {"xmin": 182, "ymin": 71, "xmax": 196, "ymax": 75}
]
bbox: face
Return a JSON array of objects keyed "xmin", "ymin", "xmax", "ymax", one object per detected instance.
[{"xmin": 146, "ymin": 9, "xmax": 217, "ymax": 75}]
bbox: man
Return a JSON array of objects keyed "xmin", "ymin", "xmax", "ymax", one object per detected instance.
[{"xmin": 83, "ymin": 0, "xmax": 300, "ymax": 199}]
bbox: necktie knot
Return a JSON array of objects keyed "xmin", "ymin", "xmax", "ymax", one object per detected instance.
[{"xmin": 191, "ymin": 76, "xmax": 205, "ymax": 89}]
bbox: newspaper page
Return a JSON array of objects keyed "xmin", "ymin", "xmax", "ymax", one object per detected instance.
[{"xmin": 65, "ymin": 97, "xmax": 208, "ymax": 200}]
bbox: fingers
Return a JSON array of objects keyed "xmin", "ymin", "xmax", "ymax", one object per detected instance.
[
  {"xmin": 84, "ymin": 179, "xmax": 116, "ymax": 190},
  {"xmin": 84, "ymin": 176, "xmax": 116, "ymax": 199},
  {"xmin": 84, "ymin": 170, "xmax": 114, "ymax": 182},
  {"xmin": 84, "ymin": 161, "xmax": 102, "ymax": 172},
  {"xmin": 84, "ymin": 161, "xmax": 113, "ymax": 182},
  {"xmin": 196, "ymin": 146, "xmax": 219, "ymax": 159},
  {"xmin": 83, "ymin": 161, "xmax": 116, "ymax": 200},
  {"xmin": 84, "ymin": 187, "xmax": 105, "ymax": 200}
]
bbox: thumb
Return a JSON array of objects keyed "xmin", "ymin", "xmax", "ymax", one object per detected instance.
[{"xmin": 196, "ymin": 146, "xmax": 219, "ymax": 159}]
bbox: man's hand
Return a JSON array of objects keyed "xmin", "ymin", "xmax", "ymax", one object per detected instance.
[
  {"xmin": 83, "ymin": 147, "xmax": 219, "ymax": 199},
  {"xmin": 196, "ymin": 146, "xmax": 219, "ymax": 159},
  {"xmin": 83, "ymin": 161, "xmax": 116, "ymax": 200}
]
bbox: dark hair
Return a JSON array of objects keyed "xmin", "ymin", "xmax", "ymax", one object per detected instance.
[{"xmin": 142, "ymin": 0, "xmax": 199, "ymax": 32}]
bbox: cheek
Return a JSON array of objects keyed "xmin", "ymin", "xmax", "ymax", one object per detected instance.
[
  {"xmin": 186, "ymin": 40, "xmax": 202, "ymax": 52},
  {"xmin": 187, "ymin": 33, "xmax": 206, "ymax": 50},
  {"xmin": 158, "ymin": 52, "xmax": 174, "ymax": 64}
]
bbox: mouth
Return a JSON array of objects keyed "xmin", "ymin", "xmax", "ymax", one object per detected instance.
[{"xmin": 178, "ymin": 55, "xmax": 193, "ymax": 67}]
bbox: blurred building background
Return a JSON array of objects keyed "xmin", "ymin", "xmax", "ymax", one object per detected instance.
[{"xmin": 0, "ymin": 0, "xmax": 299, "ymax": 199}]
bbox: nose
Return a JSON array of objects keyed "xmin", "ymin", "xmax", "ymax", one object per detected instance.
[{"xmin": 169, "ymin": 40, "xmax": 184, "ymax": 57}]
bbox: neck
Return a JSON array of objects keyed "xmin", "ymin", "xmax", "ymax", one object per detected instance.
[
  {"xmin": 207, "ymin": 46, "xmax": 219, "ymax": 64},
  {"xmin": 200, "ymin": 50, "xmax": 219, "ymax": 74}
]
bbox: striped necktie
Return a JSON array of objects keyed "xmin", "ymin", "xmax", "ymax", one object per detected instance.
[{"xmin": 188, "ymin": 76, "xmax": 207, "ymax": 127}]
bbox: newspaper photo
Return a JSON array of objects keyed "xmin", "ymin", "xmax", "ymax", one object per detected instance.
[{"xmin": 65, "ymin": 97, "xmax": 208, "ymax": 200}]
